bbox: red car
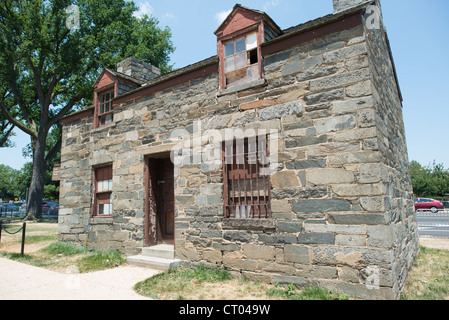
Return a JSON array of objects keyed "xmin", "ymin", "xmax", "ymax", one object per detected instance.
[{"xmin": 414, "ymin": 198, "xmax": 445, "ymax": 213}]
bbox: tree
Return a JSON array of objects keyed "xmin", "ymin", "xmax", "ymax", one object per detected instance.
[
  {"xmin": 0, "ymin": 0, "xmax": 174, "ymax": 219},
  {"xmin": 410, "ymin": 160, "xmax": 449, "ymax": 200},
  {"xmin": 0, "ymin": 164, "xmax": 19, "ymax": 200}
]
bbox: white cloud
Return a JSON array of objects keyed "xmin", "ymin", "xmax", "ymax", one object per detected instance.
[
  {"xmin": 133, "ymin": 1, "xmax": 153, "ymax": 18},
  {"xmin": 215, "ymin": 9, "xmax": 232, "ymax": 25},
  {"xmin": 163, "ymin": 12, "xmax": 175, "ymax": 20},
  {"xmin": 263, "ymin": 0, "xmax": 280, "ymax": 11}
]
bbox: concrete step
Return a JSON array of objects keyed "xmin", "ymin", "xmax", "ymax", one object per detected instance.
[
  {"xmin": 127, "ymin": 244, "xmax": 180, "ymax": 271},
  {"xmin": 127, "ymin": 255, "xmax": 181, "ymax": 271},
  {"xmin": 142, "ymin": 244, "xmax": 175, "ymax": 260}
]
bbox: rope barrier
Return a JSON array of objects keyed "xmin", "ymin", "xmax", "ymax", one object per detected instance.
[
  {"xmin": 0, "ymin": 222, "xmax": 26, "ymax": 235},
  {"xmin": 0, "ymin": 220, "xmax": 27, "ymax": 256}
]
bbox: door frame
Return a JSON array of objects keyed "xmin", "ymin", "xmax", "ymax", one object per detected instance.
[{"xmin": 144, "ymin": 153, "xmax": 175, "ymax": 247}]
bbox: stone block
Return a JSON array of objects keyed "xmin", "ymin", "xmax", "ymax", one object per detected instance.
[
  {"xmin": 271, "ymin": 199, "xmax": 292, "ymax": 213},
  {"xmin": 258, "ymin": 99, "xmax": 303, "ymax": 121},
  {"xmin": 284, "ymin": 244, "xmax": 310, "ymax": 264},
  {"xmin": 322, "ymin": 43, "xmax": 367, "ymax": 63},
  {"xmin": 297, "ymin": 232, "xmax": 335, "ymax": 245},
  {"xmin": 360, "ymin": 197, "xmax": 384, "ymax": 212},
  {"xmin": 336, "ymin": 234, "xmax": 367, "ymax": 247},
  {"xmin": 304, "ymin": 88, "xmax": 344, "ymax": 105},
  {"xmin": 273, "ymin": 275, "xmax": 309, "ymax": 289},
  {"xmin": 278, "ymin": 221, "xmax": 303, "ymax": 233},
  {"xmin": 285, "ymin": 159, "xmax": 327, "ymax": 170},
  {"xmin": 271, "ymin": 171, "xmax": 302, "ymax": 188},
  {"xmin": 285, "ymin": 135, "xmax": 327, "ymax": 148},
  {"xmin": 310, "ymin": 68, "xmax": 370, "ymax": 92},
  {"xmin": 203, "ymin": 249, "xmax": 223, "ymax": 263},
  {"xmin": 346, "ymin": 80, "xmax": 372, "ymax": 98},
  {"xmin": 223, "ymin": 231, "xmax": 252, "ymax": 243},
  {"xmin": 332, "ymin": 96, "xmax": 374, "ymax": 114},
  {"xmin": 357, "ymin": 108, "xmax": 376, "ymax": 128},
  {"xmin": 315, "ymin": 115, "xmax": 356, "ymax": 134},
  {"xmin": 282, "ymin": 61, "xmax": 302, "ymax": 76},
  {"xmin": 328, "ymin": 213, "xmax": 387, "ymax": 225},
  {"xmin": 242, "ymin": 244, "xmax": 275, "ymax": 261},
  {"xmin": 271, "ymin": 187, "xmax": 328, "ymax": 200},
  {"xmin": 293, "ymin": 199, "xmax": 351, "ymax": 213},
  {"xmin": 296, "ymin": 66, "xmax": 337, "ymax": 82},
  {"xmin": 332, "ymin": 183, "xmax": 383, "ymax": 197},
  {"xmin": 307, "ymin": 168, "xmax": 354, "ymax": 185}
]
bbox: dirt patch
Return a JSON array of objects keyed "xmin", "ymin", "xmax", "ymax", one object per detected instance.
[
  {"xmin": 0, "ymin": 222, "xmax": 58, "ymax": 254},
  {"xmin": 419, "ymin": 237, "xmax": 449, "ymax": 251}
]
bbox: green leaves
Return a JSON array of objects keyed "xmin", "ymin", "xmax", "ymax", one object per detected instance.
[{"xmin": 410, "ymin": 160, "xmax": 449, "ymax": 200}]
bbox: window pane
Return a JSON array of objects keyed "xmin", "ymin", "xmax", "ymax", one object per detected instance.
[
  {"xmin": 224, "ymin": 42, "xmax": 234, "ymax": 57},
  {"xmin": 246, "ymin": 32, "xmax": 257, "ymax": 50},
  {"xmin": 235, "ymin": 37, "xmax": 246, "ymax": 53},
  {"xmin": 235, "ymin": 52, "xmax": 247, "ymax": 70},
  {"xmin": 225, "ymin": 56, "xmax": 235, "ymax": 73}
]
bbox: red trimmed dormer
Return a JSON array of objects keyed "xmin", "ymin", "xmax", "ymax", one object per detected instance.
[
  {"xmin": 92, "ymin": 58, "xmax": 161, "ymax": 128},
  {"xmin": 215, "ymin": 4, "xmax": 282, "ymax": 90}
]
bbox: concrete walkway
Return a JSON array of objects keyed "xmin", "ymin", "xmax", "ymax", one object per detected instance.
[{"xmin": 0, "ymin": 257, "xmax": 160, "ymax": 300}]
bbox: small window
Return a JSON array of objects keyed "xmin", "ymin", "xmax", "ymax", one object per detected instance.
[
  {"xmin": 98, "ymin": 91, "xmax": 114, "ymax": 127},
  {"xmin": 94, "ymin": 165, "xmax": 113, "ymax": 216},
  {"xmin": 223, "ymin": 136, "xmax": 271, "ymax": 219},
  {"xmin": 223, "ymin": 32, "xmax": 260, "ymax": 88}
]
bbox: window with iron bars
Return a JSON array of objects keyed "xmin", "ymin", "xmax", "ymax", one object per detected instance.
[{"xmin": 222, "ymin": 136, "xmax": 272, "ymax": 219}]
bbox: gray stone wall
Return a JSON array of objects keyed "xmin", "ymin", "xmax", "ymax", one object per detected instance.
[{"xmin": 59, "ymin": 20, "xmax": 418, "ymax": 299}]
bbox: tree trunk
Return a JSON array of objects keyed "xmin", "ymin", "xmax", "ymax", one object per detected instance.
[{"xmin": 25, "ymin": 127, "xmax": 48, "ymax": 220}]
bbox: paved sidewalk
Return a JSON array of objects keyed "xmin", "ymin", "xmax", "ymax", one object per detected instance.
[{"xmin": 0, "ymin": 257, "xmax": 160, "ymax": 300}]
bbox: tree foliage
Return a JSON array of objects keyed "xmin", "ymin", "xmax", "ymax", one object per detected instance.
[
  {"xmin": 0, "ymin": 0, "xmax": 174, "ymax": 218},
  {"xmin": 410, "ymin": 160, "xmax": 449, "ymax": 200}
]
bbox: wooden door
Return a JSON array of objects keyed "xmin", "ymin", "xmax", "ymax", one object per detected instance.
[
  {"xmin": 146, "ymin": 156, "xmax": 174, "ymax": 246},
  {"xmin": 157, "ymin": 159, "xmax": 174, "ymax": 240}
]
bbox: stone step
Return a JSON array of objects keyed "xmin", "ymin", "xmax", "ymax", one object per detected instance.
[
  {"xmin": 141, "ymin": 244, "xmax": 175, "ymax": 260},
  {"xmin": 127, "ymin": 255, "xmax": 181, "ymax": 271}
]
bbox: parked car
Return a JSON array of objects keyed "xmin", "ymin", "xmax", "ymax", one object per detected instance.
[
  {"xmin": 0, "ymin": 203, "xmax": 19, "ymax": 212},
  {"xmin": 42, "ymin": 201, "xmax": 59, "ymax": 214},
  {"xmin": 414, "ymin": 198, "xmax": 445, "ymax": 213}
]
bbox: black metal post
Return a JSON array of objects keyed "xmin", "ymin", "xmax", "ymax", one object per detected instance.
[
  {"xmin": 21, "ymin": 222, "xmax": 26, "ymax": 257},
  {"xmin": 0, "ymin": 220, "xmax": 2, "ymax": 243}
]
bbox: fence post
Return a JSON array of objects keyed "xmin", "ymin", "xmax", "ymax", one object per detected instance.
[
  {"xmin": 21, "ymin": 222, "xmax": 26, "ymax": 257},
  {"xmin": 0, "ymin": 220, "xmax": 2, "ymax": 243}
]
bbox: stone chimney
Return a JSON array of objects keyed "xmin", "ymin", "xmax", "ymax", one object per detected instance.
[
  {"xmin": 333, "ymin": 0, "xmax": 373, "ymax": 13},
  {"xmin": 117, "ymin": 57, "xmax": 161, "ymax": 84}
]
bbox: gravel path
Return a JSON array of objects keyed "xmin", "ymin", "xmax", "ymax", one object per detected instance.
[{"xmin": 0, "ymin": 258, "xmax": 160, "ymax": 300}]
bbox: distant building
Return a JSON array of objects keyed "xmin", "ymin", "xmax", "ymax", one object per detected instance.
[{"xmin": 59, "ymin": 0, "xmax": 419, "ymax": 299}]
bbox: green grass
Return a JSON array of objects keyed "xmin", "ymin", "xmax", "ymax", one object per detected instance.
[
  {"xmin": 266, "ymin": 284, "xmax": 349, "ymax": 300},
  {"xmin": 76, "ymin": 250, "xmax": 127, "ymax": 273},
  {"xmin": 134, "ymin": 265, "xmax": 349, "ymax": 300},
  {"xmin": 135, "ymin": 265, "xmax": 233, "ymax": 300},
  {"xmin": 1, "ymin": 242, "xmax": 126, "ymax": 273},
  {"xmin": 401, "ymin": 246, "xmax": 449, "ymax": 300}
]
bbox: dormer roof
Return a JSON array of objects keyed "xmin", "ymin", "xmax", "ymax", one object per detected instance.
[{"xmin": 214, "ymin": 4, "xmax": 282, "ymax": 39}]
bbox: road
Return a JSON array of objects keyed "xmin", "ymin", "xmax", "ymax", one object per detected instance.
[{"xmin": 417, "ymin": 211, "xmax": 449, "ymax": 239}]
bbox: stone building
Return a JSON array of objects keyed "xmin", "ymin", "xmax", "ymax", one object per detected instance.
[{"xmin": 59, "ymin": 0, "xmax": 419, "ymax": 299}]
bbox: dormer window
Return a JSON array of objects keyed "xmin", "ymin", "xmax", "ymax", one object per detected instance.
[
  {"xmin": 98, "ymin": 90, "xmax": 114, "ymax": 126},
  {"xmin": 215, "ymin": 4, "xmax": 282, "ymax": 91},
  {"xmin": 224, "ymin": 32, "xmax": 260, "ymax": 87}
]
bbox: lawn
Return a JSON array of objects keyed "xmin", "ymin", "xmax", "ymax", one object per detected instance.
[
  {"xmin": 1, "ymin": 219, "xmax": 448, "ymax": 300},
  {"xmin": 0, "ymin": 220, "xmax": 126, "ymax": 273}
]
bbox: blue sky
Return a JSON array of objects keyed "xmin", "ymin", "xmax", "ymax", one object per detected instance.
[{"xmin": 1, "ymin": 0, "xmax": 448, "ymax": 171}]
